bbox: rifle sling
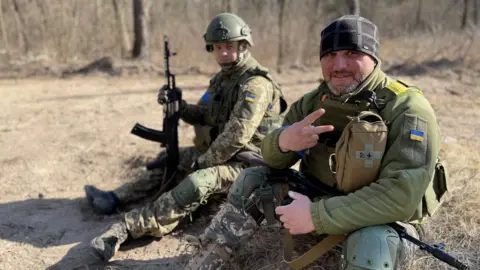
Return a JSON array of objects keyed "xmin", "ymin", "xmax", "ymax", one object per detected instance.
[{"xmin": 283, "ymin": 230, "xmax": 345, "ymax": 269}]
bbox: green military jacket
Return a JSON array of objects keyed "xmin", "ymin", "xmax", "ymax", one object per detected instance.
[
  {"xmin": 180, "ymin": 53, "xmax": 286, "ymax": 168},
  {"xmin": 261, "ymin": 64, "xmax": 443, "ymax": 235}
]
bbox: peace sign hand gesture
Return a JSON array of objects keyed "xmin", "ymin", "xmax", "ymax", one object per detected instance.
[{"xmin": 278, "ymin": 109, "xmax": 334, "ymax": 152}]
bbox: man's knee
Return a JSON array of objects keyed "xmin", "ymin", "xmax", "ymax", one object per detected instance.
[
  {"xmin": 227, "ymin": 167, "xmax": 270, "ymax": 209},
  {"xmin": 171, "ymin": 168, "xmax": 220, "ymax": 207},
  {"xmin": 343, "ymin": 225, "xmax": 401, "ymax": 270}
]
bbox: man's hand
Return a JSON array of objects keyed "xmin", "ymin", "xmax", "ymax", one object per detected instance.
[
  {"xmin": 278, "ymin": 109, "xmax": 334, "ymax": 152},
  {"xmin": 275, "ymin": 191, "xmax": 315, "ymax": 235},
  {"xmin": 157, "ymin": 85, "xmax": 168, "ymax": 104}
]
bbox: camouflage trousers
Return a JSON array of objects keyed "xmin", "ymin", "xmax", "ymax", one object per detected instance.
[
  {"xmin": 122, "ymin": 156, "xmax": 244, "ymax": 239},
  {"xmin": 113, "ymin": 146, "xmax": 201, "ymax": 203},
  {"xmin": 187, "ymin": 167, "xmax": 419, "ymax": 270}
]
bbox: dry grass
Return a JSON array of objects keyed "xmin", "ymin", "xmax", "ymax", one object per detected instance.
[
  {"xmin": 1, "ymin": 1, "xmax": 480, "ymax": 269},
  {"xmin": 0, "ymin": 65, "xmax": 479, "ymax": 269}
]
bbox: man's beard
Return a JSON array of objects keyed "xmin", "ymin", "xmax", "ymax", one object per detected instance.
[
  {"xmin": 326, "ymin": 81, "xmax": 359, "ymax": 95},
  {"xmin": 326, "ymin": 72, "xmax": 364, "ymax": 95}
]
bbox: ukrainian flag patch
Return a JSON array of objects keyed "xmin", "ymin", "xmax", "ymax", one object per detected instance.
[
  {"xmin": 245, "ymin": 92, "xmax": 256, "ymax": 102},
  {"xmin": 410, "ymin": 130, "xmax": 424, "ymax": 142}
]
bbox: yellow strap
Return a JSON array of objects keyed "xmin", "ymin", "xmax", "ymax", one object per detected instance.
[
  {"xmin": 283, "ymin": 229, "xmax": 346, "ymax": 269},
  {"xmin": 386, "ymin": 80, "xmax": 423, "ymax": 96}
]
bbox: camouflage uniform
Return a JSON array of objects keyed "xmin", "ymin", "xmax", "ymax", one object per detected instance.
[
  {"xmin": 185, "ymin": 16, "xmax": 447, "ymax": 270},
  {"xmin": 90, "ymin": 13, "xmax": 287, "ymax": 262}
]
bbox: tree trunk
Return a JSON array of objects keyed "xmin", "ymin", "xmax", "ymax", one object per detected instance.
[
  {"xmin": 132, "ymin": 0, "xmax": 151, "ymax": 59},
  {"xmin": 474, "ymin": 0, "xmax": 479, "ymax": 26},
  {"xmin": 296, "ymin": 0, "xmax": 322, "ymax": 67},
  {"xmin": 10, "ymin": 0, "xmax": 28, "ymax": 53},
  {"xmin": 348, "ymin": 0, "xmax": 360, "ymax": 15},
  {"xmin": 461, "ymin": 0, "xmax": 469, "ymax": 29},
  {"xmin": 223, "ymin": 0, "xmax": 235, "ymax": 13},
  {"xmin": 415, "ymin": 0, "xmax": 422, "ymax": 28},
  {"xmin": 0, "ymin": 0, "xmax": 9, "ymax": 52},
  {"xmin": 113, "ymin": 0, "xmax": 131, "ymax": 58},
  {"xmin": 277, "ymin": 0, "xmax": 287, "ymax": 73}
]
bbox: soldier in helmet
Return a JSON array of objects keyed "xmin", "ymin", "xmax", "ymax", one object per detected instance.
[
  {"xmin": 87, "ymin": 12, "xmax": 287, "ymax": 262},
  {"xmin": 184, "ymin": 15, "xmax": 447, "ymax": 270}
]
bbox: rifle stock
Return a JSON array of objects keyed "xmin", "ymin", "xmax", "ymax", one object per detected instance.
[{"xmin": 266, "ymin": 169, "xmax": 469, "ymax": 270}]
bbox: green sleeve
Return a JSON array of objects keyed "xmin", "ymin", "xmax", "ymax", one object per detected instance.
[
  {"xmin": 179, "ymin": 100, "xmax": 207, "ymax": 125},
  {"xmin": 260, "ymin": 97, "xmax": 305, "ymax": 169},
  {"xmin": 310, "ymin": 91, "xmax": 441, "ymax": 235}
]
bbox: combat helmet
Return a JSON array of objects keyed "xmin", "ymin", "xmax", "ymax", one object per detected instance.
[{"xmin": 203, "ymin": 13, "xmax": 253, "ymax": 52}]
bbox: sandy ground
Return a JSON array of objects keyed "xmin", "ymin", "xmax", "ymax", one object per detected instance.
[{"xmin": 1, "ymin": 67, "xmax": 479, "ymax": 270}]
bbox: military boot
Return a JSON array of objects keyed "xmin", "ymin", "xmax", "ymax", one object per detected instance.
[
  {"xmin": 84, "ymin": 185, "xmax": 119, "ymax": 214},
  {"xmin": 185, "ymin": 237, "xmax": 232, "ymax": 270},
  {"xmin": 91, "ymin": 221, "xmax": 129, "ymax": 262}
]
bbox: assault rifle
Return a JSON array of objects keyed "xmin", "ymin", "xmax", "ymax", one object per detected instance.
[
  {"xmin": 130, "ymin": 35, "xmax": 182, "ymax": 198},
  {"xmin": 235, "ymin": 152, "xmax": 469, "ymax": 270}
]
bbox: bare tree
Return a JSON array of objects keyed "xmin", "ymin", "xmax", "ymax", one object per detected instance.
[
  {"xmin": 474, "ymin": 0, "xmax": 479, "ymax": 26},
  {"xmin": 223, "ymin": 0, "xmax": 235, "ymax": 13},
  {"xmin": 461, "ymin": 0, "xmax": 469, "ymax": 29},
  {"xmin": 348, "ymin": 0, "xmax": 360, "ymax": 15},
  {"xmin": 10, "ymin": 0, "xmax": 28, "ymax": 53},
  {"xmin": 277, "ymin": 0, "xmax": 287, "ymax": 73},
  {"xmin": 132, "ymin": 0, "xmax": 151, "ymax": 59},
  {"xmin": 0, "ymin": 0, "xmax": 9, "ymax": 52},
  {"xmin": 112, "ymin": 0, "xmax": 131, "ymax": 58},
  {"xmin": 416, "ymin": 0, "xmax": 423, "ymax": 28}
]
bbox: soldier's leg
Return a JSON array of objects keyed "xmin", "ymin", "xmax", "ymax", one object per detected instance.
[
  {"xmin": 342, "ymin": 223, "xmax": 419, "ymax": 270},
  {"xmin": 85, "ymin": 147, "xmax": 199, "ymax": 214},
  {"xmin": 124, "ymin": 162, "xmax": 243, "ymax": 238},
  {"xmin": 90, "ymin": 162, "xmax": 243, "ymax": 262},
  {"xmin": 186, "ymin": 166, "xmax": 276, "ymax": 270}
]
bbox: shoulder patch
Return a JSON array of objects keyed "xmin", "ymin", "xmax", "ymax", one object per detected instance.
[
  {"xmin": 200, "ymin": 91, "xmax": 211, "ymax": 103},
  {"xmin": 245, "ymin": 92, "xmax": 256, "ymax": 102},
  {"xmin": 386, "ymin": 80, "xmax": 423, "ymax": 96}
]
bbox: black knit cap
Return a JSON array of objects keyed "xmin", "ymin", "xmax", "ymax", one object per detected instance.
[{"xmin": 320, "ymin": 15, "xmax": 379, "ymax": 62}]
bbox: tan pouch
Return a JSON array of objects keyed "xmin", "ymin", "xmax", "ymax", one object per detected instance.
[
  {"xmin": 424, "ymin": 158, "xmax": 449, "ymax": 217},
  {"xmin": 332, "ymin": 111, "xmax": 388, "ymax": 193}
]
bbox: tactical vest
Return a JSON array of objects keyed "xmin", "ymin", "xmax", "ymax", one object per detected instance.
[
  {"xmin": 193, "ymin": 61, "xmax": 287, "ymax": 155},
  {"xmin": 301, "ymin": 80, "xmax": 422, "ymax": 188},
  {"xmin": 302, "ymin": 80, "xmax": 448, "ymax": 220}
]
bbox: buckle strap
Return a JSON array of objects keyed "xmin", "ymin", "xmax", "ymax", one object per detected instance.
[{"xmin": 283, "ymin": 229, "xmax": 345, "ymax": 269}]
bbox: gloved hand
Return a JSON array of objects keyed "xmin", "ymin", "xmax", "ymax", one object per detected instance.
[{"xmin": 157, "ymin": 84, "xmax": 168, "ymax": 104}]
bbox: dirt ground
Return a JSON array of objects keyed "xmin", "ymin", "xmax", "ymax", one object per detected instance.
[{"xmin": 1, "ymin": 66, "xmax": 479, "ymax": 270}]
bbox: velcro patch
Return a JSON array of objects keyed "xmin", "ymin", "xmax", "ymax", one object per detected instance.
[
  {"xmin": 410, "ymin": 130, "xmax": 424, "ymax": 142},
  {"xmin": 200, "ymin": 91, "xmax": 211, "ymax": 103},
  {"xmin": 245, "ymin": 92, "xmax": 256, "ymax": 102}
]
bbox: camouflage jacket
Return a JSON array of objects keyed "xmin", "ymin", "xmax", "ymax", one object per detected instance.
[{"xmin": 180, "ymin": 54, "xmax": 286, "ymax": 169}]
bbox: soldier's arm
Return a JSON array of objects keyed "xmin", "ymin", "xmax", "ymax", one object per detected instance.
[
  {"xmin": 196, "ymin": 76, "xmax": 272, "ymax": 168},
  {"xmin": 179, "ymin": 90, "xmax": 211, "ymax": 125},
  {"xmin": 260, "ymin": 97, "xmax": 306, "ymax": 169},
  {"xmin": 310, "ymin": 91, "xmax": 441, "ymax": 235}
]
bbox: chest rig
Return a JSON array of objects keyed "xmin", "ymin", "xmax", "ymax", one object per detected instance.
[
  {"xmin": 193, "ymin": 61, "xmax": 286, "ymax": 152},
  {"xmin": 303, "ymin": 85, "xmax": 391, "ymax": 191}
]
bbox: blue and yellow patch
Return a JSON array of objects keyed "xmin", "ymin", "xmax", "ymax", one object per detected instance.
[
  {"xmin": 245, "ymin": 92, "xmax": 256, "ymax": 102},
  {"xmin": 200, "ymin": 91, "xmax": 211, "ymax": 103},
  {"xmin": 410, "ymin": 130, "xmax": 424, "ymax": 142}
]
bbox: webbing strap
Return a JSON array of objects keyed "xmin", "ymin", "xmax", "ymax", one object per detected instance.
[{"xmin": 283, "ymin": 229, "xmax": 345, "ymax": 269}]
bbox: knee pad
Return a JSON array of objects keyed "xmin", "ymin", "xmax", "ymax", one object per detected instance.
[
  {"xmin": 227, "ymin": 167, "xmax": 270, "ymax": 209},
  {"xmin": 172, "ymin": 169, "xmax": 216, "ymax": 208},
  {"xmin": 343, "ymin": 225, "xmax": 401, "ymax": 270}
]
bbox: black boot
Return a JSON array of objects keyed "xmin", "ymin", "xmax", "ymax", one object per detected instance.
[
  {"xmin": 84, "ymin": 185, "xmax": 119, "ymax": 215},
  {"xmin": 91, "ymin": 221, "xmax": 129, "ymax": 262}
]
